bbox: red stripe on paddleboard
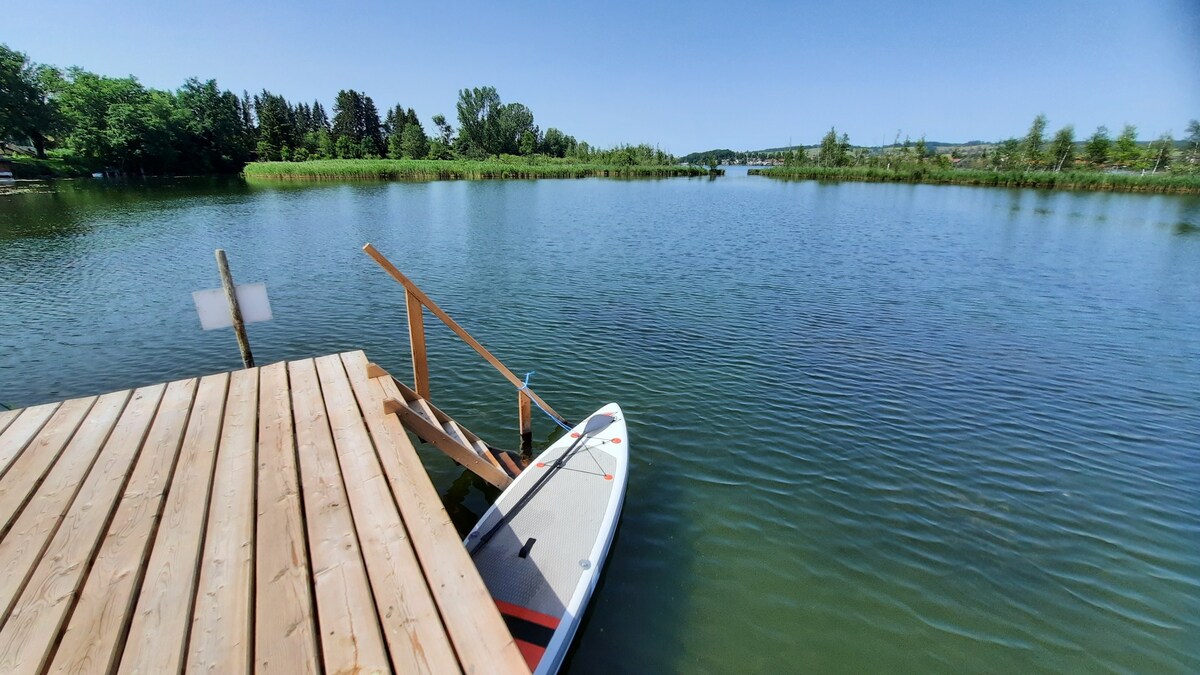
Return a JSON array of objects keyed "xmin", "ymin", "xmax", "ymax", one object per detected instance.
[
  {"xmin": 515, "ymin": 639, "xmax": 547, "ymax": 670},
  {"xmin": 496, "ymin": 599, "xmax": 561, "ymax": 630}
]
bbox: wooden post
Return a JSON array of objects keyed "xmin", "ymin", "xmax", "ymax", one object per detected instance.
[
  {"xmin": 518, "ymin": 391, "xmax": 532, "ymax": 456},
  {"xmin": 406, "ymin": 290, "xmax": 431, "ymax": 399},
  {"xmin": 215, "ymin": 249, "xmax": 254, "ymax": 368}
]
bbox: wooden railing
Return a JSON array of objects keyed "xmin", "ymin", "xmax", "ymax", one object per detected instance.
[{"xmin": 363, "ymin": 243, "xmax": 567, "ymax": 448}]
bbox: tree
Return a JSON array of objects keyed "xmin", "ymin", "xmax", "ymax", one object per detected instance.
[
  {"xmin": 361, "ymin": 95, "xmax": 384, "ymax": 156},
  {"xmin": 1085, "ymin": 126, "xmax": 1110, "ymax": 167},
  {"xmin": 400, "ymin": 121, "xmax": 428, "ymax": 159},
  {"xmin": 1113, "ymin": 124, "xmax": 1139, "ymax": 168},
  {"xmin": 176, "ymin": 78, "xmax": 249, "ymax": 172},
  {"xmin": 1050, "ymin": 125, "xmax": 1075, "ymax": 172},
  {"xmin": 540, "ymin": 127, "xmax": 575, "ymax": 157},
  {"xmin": 254, "ymin": 90, "xmax": 296, "ymax": 160},
  {"xmin": 817, "ymin": 127, "xmax": 846, "ymax": 167},
  {"xmin": 384, "ymin": 104, "xmax": 407, "ymax": 139},
  {"xmin": 914, "ymin": 135, "xmax": 928, "ymax": 163},
  {"xmin": 493, "ymin": 103, "xmax": 534, "ymax": 155},
  {"xmin": 518, "ymin": 129, "xmax": 538, "ymax": 155},
  {"xmin": 1149, "ymin": 133, "xmax": 1173, "ymax": 173},
  {"xmin": 331, "ymin": 89, "xmax": 382, "ymax": 157},
  {"xmin": 1184, "ymin": 119, "xmax": 1200, "ymax": 170},
  {"xmin": 455, "ymin": 86, "xmax": 502, "ymax": 157},
  {"xmin": 432, "ymin": 113, "xmax": 453, "ymax": 145},
  {"xmin": 0, "ymin": 44, "xmax": 62, "ymax": 158},
  {"xmin": 104, "ymin": 90, "xmax": 178, "ymax": 173},
  {"xmin": 1022, "ymin": 114, "xmax": 1047, "ymax": 169},
  {"xmin": 990, "ymin": 137, "xmax": 1021, "ymax": 169},
  {"xmin": 386, "ymin": 131, "xmax": 403, "ymax": 159}
]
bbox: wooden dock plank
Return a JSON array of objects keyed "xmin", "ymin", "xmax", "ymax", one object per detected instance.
[
  {"xmin": 0, "ymin": 351, "xmax": 532, "ymax": 675},
  {"xmin": 0, "ymin": 390, "xmax": 131, "ymax": 627},
  {"xmin": 48, "ymin": 378, "xmax": 197, "ymax": 675},
  {"xmin": 0, "ymin": 383, "xmax": 166, "ymax": 674},
  {"xmin": 0, "ymin": 408, "xmax": 21, "ymax": 437},
  {"xmin": 341, "ymin": 351, "xmax": 529, "ymax": 675},
  {"xmin": 187, "ymin": 368, "xmax": 259, "ymax": 674},
  {"xmin": 0, "ymin": 402, "xmax": 62, "ymax": 481},
  {"xmin": 0, "ymin": 397, "xmax": 96, "ymax": 540},
  {"xmin": 289, "ymin": 358, "xmax": 391, "ymax": 675},
  {"xmin": 315, "ymin": 354, "xmax": 460, "ymax": 675},
  {"xmin": 118, "ymin": 373, "xmax": 229, "ymax": 675},
  {"xmin": 253, "ymin": 361, "xmax": 320, "ymax": 675}
]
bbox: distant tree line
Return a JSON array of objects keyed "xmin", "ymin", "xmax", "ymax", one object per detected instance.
[
  {"xmin": 0, "ymin": 44, "xmax": 678, "ymax": 174},
  {"xmin": 765, "ymin": 116, "xmax": 1200, "ymax": 175}
]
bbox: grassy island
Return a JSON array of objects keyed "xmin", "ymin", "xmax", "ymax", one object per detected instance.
[
  {"xmin": 748, "ymin": 166, "xmax": 1200, "ymax": 194},
  {"xmin": 244, "ymin": 158, "xmax": 714, "ymax": 180},
  {"xmin": 732, "ymin": 117, "xmax": 1200, "ymax": 195}
]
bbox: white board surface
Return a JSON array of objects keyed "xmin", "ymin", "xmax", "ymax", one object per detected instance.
[{"xmin": 192, "ymin": 283, "xmax": 273, "ymax": 330}]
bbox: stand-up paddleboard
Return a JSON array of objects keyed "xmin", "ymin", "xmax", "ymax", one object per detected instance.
[{"xmin": 466, "ymin": 403, "xmax": 629, "ymax": 674}]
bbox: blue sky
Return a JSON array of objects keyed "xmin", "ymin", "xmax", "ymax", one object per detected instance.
[{"xmin": 8, "ymin": 0, "xmax": 1199, "ymax": 154}]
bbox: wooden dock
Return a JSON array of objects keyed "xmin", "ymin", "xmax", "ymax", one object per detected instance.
[{"xmin": 0, "ymin": 350, "xmax": 529, "ymax": 675}]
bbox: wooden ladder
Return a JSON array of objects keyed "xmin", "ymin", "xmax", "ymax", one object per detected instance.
[
  {"xmin": 377, "ymin": 371, "xmax": 527, "ymax": 489},
  {"xmin": 362, "ymin": 243, "xmax": 569, "ymax": 490}
]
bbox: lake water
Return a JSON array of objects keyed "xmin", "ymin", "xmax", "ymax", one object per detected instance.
[{"xmin": 2, "ymin": 169, "xmax": 1198, "ymax": 673}]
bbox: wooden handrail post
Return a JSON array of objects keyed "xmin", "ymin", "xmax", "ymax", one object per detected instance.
[
  {"xmin": 363, "ymin": 243, "xmax": 568, "ymax": 425},
  {"xmin": 215, "ymin": 249, "xmax": 254, "ymax": 368},
  {"xmin": 518, "ymin": 392, "xmax": 532, "ymax": 455},
  {"xmin": 406, "ymin": 290, "xmax": 431, "ymax": 399}
]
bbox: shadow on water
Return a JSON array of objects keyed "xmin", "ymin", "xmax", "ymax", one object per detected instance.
[
  {"xmin": 0, "ymin": 176, "xmax": 253, "ymax": 241},
  {"xmin": 436, "ymin": 437, "xmax": 695, "ymax": 674},
  {"xmin": 561, "ymin": 463, "xmax": 693, "ymax": 675},
  {"xmin": 441, "ymin": 468, "xmax": 503, "ymax": 538}
]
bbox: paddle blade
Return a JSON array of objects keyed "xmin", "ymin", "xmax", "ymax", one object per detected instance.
[{"xmin": 581, "ymin": 413, "xmax": 616, "ymax": 437}]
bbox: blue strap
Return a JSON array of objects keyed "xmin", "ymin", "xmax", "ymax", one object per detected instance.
[{"xmin": 518, "ymin": 371, "xmax": 573, "ymax": 431}]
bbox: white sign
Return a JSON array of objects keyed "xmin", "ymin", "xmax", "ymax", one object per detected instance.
[{"xmin": 192, "ymin": 283, "xmax": 273, "ymax": 331}]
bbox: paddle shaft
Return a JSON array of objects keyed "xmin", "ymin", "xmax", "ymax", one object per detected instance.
[{"xmin": 469, "ymin": 416, "xmax": 611, "ymax": 554}]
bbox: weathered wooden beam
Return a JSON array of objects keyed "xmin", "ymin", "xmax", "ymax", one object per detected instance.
[
  {"xmin": 215, "ymin": 249, "xmax": 254, "ymax": 369},
  {"xmin": 405, "ymin": 290, "xmax": 431, "ymax": 400}
]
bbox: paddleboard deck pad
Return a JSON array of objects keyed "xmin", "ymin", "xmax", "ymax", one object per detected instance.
[{"xmin": 466, "ymin": 403, "xmax": 629, "ymax": 674}]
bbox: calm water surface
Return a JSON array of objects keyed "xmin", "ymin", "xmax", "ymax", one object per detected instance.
[{"xmin": 2, "ymin": 170, "xmax": 1198, "ymax": 673}]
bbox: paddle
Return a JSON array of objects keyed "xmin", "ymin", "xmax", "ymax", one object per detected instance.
[{"xmin": 468, "ymin": 412, "xmax": 616, "ymax": 554}]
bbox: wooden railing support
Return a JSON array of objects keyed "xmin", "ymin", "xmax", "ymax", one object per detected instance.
[
  {"xmin": 362, "ymin": 243, "xmax": 568, "ymax": 427},
  {"xmin": 518, "ymin": 392, "xmax": 532, "ymax": 455},
  {"xmin": 406, "ymin": 289, "xmax": 431, "ymax": 399}
]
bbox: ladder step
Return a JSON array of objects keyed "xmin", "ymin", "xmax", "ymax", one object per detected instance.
[
  {"xmin": 493, "ymin": 450, "xmax": 523, "ymax": 478},
  {"xmin": 383, "ymin": 379, "xmax": 515, "ymax": 489}
]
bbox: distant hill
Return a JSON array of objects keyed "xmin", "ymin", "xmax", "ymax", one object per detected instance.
[
  {"xmin": 680, "ymin": 149, "xmax": 740, "ymax": 164},
  {"xmin": 751, "ymin": 140, "xmax": 987, "ymax": 153},
  {"xmin": 683, "ymin": 140, "xmax": 996, "ymax": 164}
]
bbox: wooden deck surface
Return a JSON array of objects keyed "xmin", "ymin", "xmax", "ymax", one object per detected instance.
[{"xmin": 0, "ymin": 350, "xmax": 529, "ymax": 675}]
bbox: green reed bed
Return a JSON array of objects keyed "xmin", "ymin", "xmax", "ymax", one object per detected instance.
[
  {"xmin": 244, "ymin": 159, "xmax": 712, "ymax": 180},
  {"xmin": 748, "ymin": 165, "xmax": 1200, "ymax": 194}
]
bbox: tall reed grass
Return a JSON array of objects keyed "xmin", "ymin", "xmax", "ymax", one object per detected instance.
[{"xmin": 244, "ymin": 159, "xmax": 712, "ymax": 180}]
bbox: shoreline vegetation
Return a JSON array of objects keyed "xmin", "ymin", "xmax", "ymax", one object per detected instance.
[
  {"xmin": 1, "ymin": 42, "xmax": 691, "ymax": 181},
  {"xmin": 712, "ymin": 116, "xmax": 1200, "ymax": 195},
  {"xmin": 244, "ymin": 158, "xmax": 713, "ymax": 180},
  {"xmin": 748, "ymin": 165, "xmax": 1200, "ymax": 194}
]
